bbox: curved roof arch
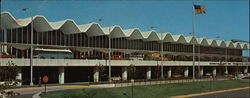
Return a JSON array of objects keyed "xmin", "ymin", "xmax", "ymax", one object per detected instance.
[
  {"xmin": 241, "ymin": 44, "xmax": 249, "ymax": 50},
  {"xmin": 197, "ymin": 38, "xmax": 209, "ymax": 46},
  {"xmin": 49, "ymin": 20, "xmax": 69, "ymax": 30},
  {"xmin": 172, "ymin": 35, "xmax": 187, "ymax": 44},
  {"xmin": 15, "ymin": 17, "xmax": 33, "ymax": 27},
  {"xmin": 141, "ymin": 31, "xmax": 152, "ymax": 38},
  {"xmin": 216, "ymin": 40, "xmax": 227, "ymax": 47},
  {"xmin": 1, "ymin": 12, "xmax": 247, "ymax": 50},
  {"xmin": 185, "ymin": 36, "xmax": 198, "ymax": 44},
  {"xmin": 59, "ymin": 20, "xmax": 81, "ymax": 34},
  {"xmin": 80, "ymin": 23, "xmax": 105, "ymax": 36},
  {"xmin": 207, "ymin": 39, "xmax": 219, "ymax": 47},
  {"xmin": 226, "ymin": 42, "xmax": 235, "ymax": 48},
  {"xmin": 142, "ymin": 31, "xmax": 160, "ymax": 41},
  {"xmin": 162, "ymin": 33, "xmax": 174, "ymax": 42},
  {"xmin": 33, "ymin": 16, "xmax": 54, "ymax": 32},
  {"xmin": 123, "ymin": 28, "xmax": 144, "ymax": 40},
  {"xmin": 233, "ymin": 43, "xmax": 242, "ymax": 49},
  {"xmin": 1, "ymin": 12, "xmax": 22, "ymax": 29},
  {"xmin": 102, "ymin": 26, "xmax": 115, "ymax": 35},
  {"xmin": 108, "ymin": 26, "xmax": 126, "ymax": 38}
]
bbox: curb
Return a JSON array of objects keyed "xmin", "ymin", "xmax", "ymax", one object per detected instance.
[
  {"xmin": 171, "ymin": 86, "xmax": 250, "ymax": 98},
  {"xmin": 32, "ymin": 92, "xmax": 41, "ymax": 98}
]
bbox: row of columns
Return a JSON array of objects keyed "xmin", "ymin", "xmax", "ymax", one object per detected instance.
[
  {"xmin": 15, "ymin": 66, "xmax": 249, "ymax": 85},
  {"xmin": 92, "ymin": 66, "xmax": 224, "ymax": 82}
]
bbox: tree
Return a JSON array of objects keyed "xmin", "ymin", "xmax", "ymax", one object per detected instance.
[
  {"xmin": 153, "ymin": 64, "xmax": 161, "ymax": 79},
  {"xmin": 94, "ymin": 63, "xmax": 107, "ymax": 81},
  {"xmin": 0, "ymin": 61, "xmax": 21, "ymax": 97},
  {"xmin": 127, "ymin": 64, "xmax": 136, "ymax": 79}
]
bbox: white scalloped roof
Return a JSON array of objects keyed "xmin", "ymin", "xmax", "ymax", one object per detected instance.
[{"xmin": 0, "ymin": 12, "xmax": 248, "ymax": 50}]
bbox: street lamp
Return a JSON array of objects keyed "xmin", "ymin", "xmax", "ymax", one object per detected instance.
[
  {"xmin": 97, "ymin": 19, "xmax": 112, "ymax": 82},
  {"xmin": 150, "ymin": 26, "xmax": 164, "ymax": 79},
  {"xmin": 22, "ymin": 8, "xmax": 34, "ymax": 86},
  {"xmin": 191, "ymin": 4, "xmax": 196, "ymax": 80},
  {"xmin": 216, "ymin": 36, "xmax": 228, "ymax": 75}
]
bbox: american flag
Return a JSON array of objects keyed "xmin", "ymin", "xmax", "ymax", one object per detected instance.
[{"xmin": 194, "ymin": 5, "xmax": 206, "ymax": 14}]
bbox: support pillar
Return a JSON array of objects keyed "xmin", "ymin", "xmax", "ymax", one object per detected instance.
[
  {"xmin": 2, "ymin": 45, "xmax": 7, "ymax": 53},
  {"xmin": 213, "ymin": 67, "xmax": 217, "ymax": 77},
  {"xmin": 146, "ymin": 67, "xmax": 151, "ymax": 80},
  {"xmin": 21, "ymin": 50, "xmax": 25, "ymax": 58},
  {"xmin": 0, "ymin": 45, "xmax": 2, "ymax": 53},
  {"xmin": 199, "ymin": 67, "xmax": 204, "ymax": 77},
  {"xmin": 184, "ymin": 67, "xmax": 189, "ymax": 78},
  {"xmin": 122, "ymin": 67, "xmax": 127, "ymax": 81},
  {"xmin": 167, "ymin": 67, "xmax": 171, "ymax": 78},
  {"xmin": 224, "ymin": 66, "xmax": 228, "ymax": 75},
  {"xmin": 244, "ymin": 67, "xmax": 248, "ymax": 74},
  {"xmin": 16, "ymin": 70, "xmax": 22, "ymax": 86},
  {"xmin": 94, "ymin": 69, "xmax": 99, "ymax": 82},
  {"xmin": 58, "ymin": 67, "xmax": 65, "ymax": 84},
  {"xmin": 3, "ymin": 29, "xmax": 7, "ymax": 53}
]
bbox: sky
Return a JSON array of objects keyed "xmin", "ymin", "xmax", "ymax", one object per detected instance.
[{"xmin": 1, "ymin": 0, "xmax": 249, "ymax": 55}]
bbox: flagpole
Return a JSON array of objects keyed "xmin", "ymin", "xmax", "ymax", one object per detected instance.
[{"xmin": 192, "ymin": 1, "xmax": 196, "ymax": 81}]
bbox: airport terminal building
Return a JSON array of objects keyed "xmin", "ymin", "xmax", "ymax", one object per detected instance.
[{"xmin": 0, "ymin": 12, "xmax": 249, "ymax": 85}]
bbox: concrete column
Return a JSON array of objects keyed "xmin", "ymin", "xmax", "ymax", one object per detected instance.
[
  {"xmin": 167, "ymin": 67, "xmax": 172, "ymax": 78},
  {"xmin": 3, "ymin": 29, "xmax": 7, "ymax": 53},
  {"xmin": 16, "ymin": 70, "xmax": 22, "ymax": 86},
  {"xmin": 0, "ymin": 45, "xmax": 2, "ymax": 53},
  {"xmin": 122, "ymin": 67, "xmax": 127, "ymax": 81},
  {"xmin": 199, "ymin": 67, "xmax": 204, "ymax": 77},
  {"xmin": 184, "ymin": 67, "xmax": 189, "ymax": 78},
  {"xmin": 2, "ymin": 45, "xmax": 7, "ymax": 53},
  {"xmin": 213, "ymin": 67, "xmax": 217, "ymax": 77},
  {"xmin": 244, "ymin": 67, "xmax": 248, "ymax": 74},
  {"xmin": 146, "ymin": 67, "xmax": 151, "ymax": 80},
  {"xmin": 58, "ymin": 67, "xmax": 65, "ymax": 84},
  {"xmin": 224, "ymin": 66, "xmax": 228, "ymax": 75},
  {"xmin": 94, "ymin": 69, "xmax": 99, "ymax": 82},
  {"xmin": 21, "ymin": 50, "xmax": 25, "ymax": 58}
]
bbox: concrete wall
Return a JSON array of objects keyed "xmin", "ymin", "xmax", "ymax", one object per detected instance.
[{"xmin": 0, "ymin": 58, "xmax": 248, "ymax": 67}]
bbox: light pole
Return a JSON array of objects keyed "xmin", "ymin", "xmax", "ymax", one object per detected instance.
[
  {"xmin": 98, "ymin": 19, "xmax": 112, "ymax": 82},
  {"xmin": 151, "ymin": 26, "xmax": 164, "ymax": 79},
  {"xmin": 216, "ymin": 36, "xmax": 228, "ymax": 75},
  {"xmin": 191, "ymin": 2, "xmax": 196, "ymax": 80},
  {"xmin": 22, "ymin": 8, "xmax": 34, "ymax": 86}
]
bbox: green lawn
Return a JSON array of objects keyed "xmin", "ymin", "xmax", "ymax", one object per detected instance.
[{"xmin": 42, "ymin": 80, "xmax": 249, "ymax": 98}]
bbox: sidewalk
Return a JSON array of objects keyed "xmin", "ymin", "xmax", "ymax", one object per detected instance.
[{"xmin": 113, "ymin": 77, "xmax": 229, "ymax": 87}]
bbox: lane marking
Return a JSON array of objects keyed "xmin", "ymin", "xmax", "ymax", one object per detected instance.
[{"xmin": 172, "ymin": 86, "xmax": 250, "ymax": 98}]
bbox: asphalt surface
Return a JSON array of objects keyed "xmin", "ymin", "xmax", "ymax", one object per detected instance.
[
  {"xmin": 12, "ymin": 94, "xmax": 33, "ymax": 98},
  {"xmin": 5, "ymin": 85, "xmax": 91, "ymax": 98},
  {"xmin": 192, "ymin": 88, "xmax": 250, "ymax": 98}
]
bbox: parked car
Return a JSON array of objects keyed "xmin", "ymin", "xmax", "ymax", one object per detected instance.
[{"xmin": 111, "ymin": 77, "xmax": 121, "ymax": 81}]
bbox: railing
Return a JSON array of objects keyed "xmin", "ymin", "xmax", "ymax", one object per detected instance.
[{"xmin": 0, "ymin": 58, "xmax": 248, "ymax": 66}]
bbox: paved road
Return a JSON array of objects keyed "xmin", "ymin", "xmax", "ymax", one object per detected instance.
[
  {"xmin": 193, "ymin": 88, "xmax": 250, "ymax": 98},
  {"xmin": 5, "ymin": 85, "xmax": 91, "ymax": 98},
  {"xmin": 13, "ymin": 94, "xmax": 33, "ymax": 98}
]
